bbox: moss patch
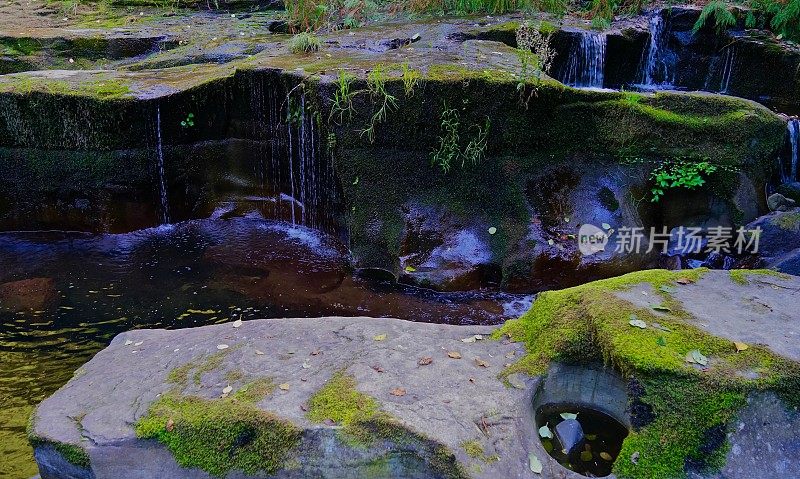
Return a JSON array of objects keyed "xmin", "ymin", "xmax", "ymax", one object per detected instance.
[
  {"xmin": 771, "ymin": 211, "xmax": 800, "ymax": 231},
  {"xmin": 136, "ymin": 390, "xmax": 300, "ymax": 477},
  {"xmin": 307, "ymin": 372, "xmax": 379, "ymax": 426},
  {"xmin": 497, "ymin": 269, "xmax": 800, "ymax": 479}
]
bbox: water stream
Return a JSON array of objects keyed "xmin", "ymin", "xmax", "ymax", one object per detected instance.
[
  {"xmin": 784, "ymin": 119, "xmax": 800, "ymax": 183},
  {"xmin": 637, "ymin": 14, "xmax": 675, "ymax": 88},
  {"xmin": 561, "ymin": 32, "xmax": 607, "ymax": 88},
  {"xmin": 155, "ymin": 105, "xmax": 171, "ymax": 225}
]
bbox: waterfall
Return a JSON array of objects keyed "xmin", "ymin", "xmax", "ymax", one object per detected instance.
[
  {"xmin": 718, "ymin": 45, "xmax": 736, "ymax": 94},
  {"xmin": 155, "ymin": 105, "xmax": 170, "ymax": 224},
  {"xmin": 638, "ymin": 14, "xmax": 674, "ymax": 88},
  {"xmin": 784, "ymin": 119, "xmax": 800, "ymax": 183},
  {"xmin": 561, "ymin": 32, "xmax": 606, "ymax": 88}
]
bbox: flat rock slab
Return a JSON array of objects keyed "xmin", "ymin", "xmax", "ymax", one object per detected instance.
[
  {"xmin": 615, "ymin": 269, "xmax": 800, "ymax": 362},
  {"xmin": 31, "ymin": 316, "xmax": 549, "ymax": 479}
]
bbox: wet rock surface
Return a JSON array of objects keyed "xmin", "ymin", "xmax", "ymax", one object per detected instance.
[
  {"xmin": 0, "ymin": 277, "xmax": 59, "ymax": 312},
  {"xmin": 744, "ymin": 209, "xmax": 800, "ymax": 275}
]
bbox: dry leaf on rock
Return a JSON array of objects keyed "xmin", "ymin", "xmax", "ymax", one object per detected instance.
[
  {"xmin": 279, "ymin": 383, "xmax": 290, "ymax": 391},
  {"xmin": 447, "ymin": 351, "xmax": 462, "ymax": 359},
  {"xmin": 390, "ymin": 388, "xmax": 406, "ymax": 397},
  {"xmin": 373, "ymin": 334, "xmax": 387, "ymax": 341},
  {"xmin": 418, "ymin": 356, "xmax": 433, "ymax": 366}
]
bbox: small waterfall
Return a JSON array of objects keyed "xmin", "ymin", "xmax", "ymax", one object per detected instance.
[
  {"xmin": 155, "ymin": 105, "xmax": 170, "ymax": 224},
  {"xmin": 718, "ymin": 45, "xmax": 736, "ymax": 94},
  {"xmin": 784, "ymin": 119, "xmax": 800, "ymax": 183},
  {"xmin": 638, "ymin": 14, "xmax": 675, "ymax": 88},
  {"xmin": 561, "ymin": 32, "xmax": 607, "ymax": 88}
]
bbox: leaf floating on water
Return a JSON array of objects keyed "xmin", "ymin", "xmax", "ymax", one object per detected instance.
[
  {"xmin": 560, "ymin": 412, "xmax": 578, "ymax": 420},
  {"xmin": 538, "ymin": 424, "xmax": 553, "ymax": 439},
  {"xmin": 600, "ymin": 452, "xmax": 613, "ymax": 461},
  {"xmin": 217, "ymin": 344, "xmax": 229, "ymax": 350},
  {"xmin": 232, "ymin": 319, "xmax": 242, "ymax": 328},
  {"xmin": 488, "ymin": 227, "xmax": 497, "ymax": 235},
  {"xmin": 585, "ymin": 434, "xmax": 597, "ymax": 441},
  {"xmin": 629, "ymin": 319, "xmax": 647, "ymax": 329},
  {"xmin": 373, "ymin": 334, "xmax": 387, "ymax": 341},
  {"xmin": 734, "ymin": 341, "xmax": 749, "ymax": 352},
  {"xmin": 447, "ymin": 351, "xmax": 462, "ymax": 359},
  {"xmin": 279, "ymin": 383, "xmax": 290, "ymax": 391},
  {"xmin": 390, "ymin": 387, "xmax": 406, "ymax": 397},
  {"xmin": 352, "ymin": 176, "xmax": 359, "ymax": 185},
  {"xmin": 529, "ymin": 453, "xmax": 543, "ymax": 474},
  {"xmin": 222, "ymin": 385, "xmax": 233, "ymax": 394},
  {"xmin": 581, "ymin": 451, "xmax": 593, "ymax": 461},
  {"xmin": 404, "ymin": 265, "xmax": 416, "ymax": 272}
]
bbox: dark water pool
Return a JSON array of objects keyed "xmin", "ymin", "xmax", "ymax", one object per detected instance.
[
  {"xmin": 536, "ymin": 405, "xmax": 629, "ymax": 477},
  {"xmin": 0, "ymin": 217, "xmax": 531, "ymax": 478}
]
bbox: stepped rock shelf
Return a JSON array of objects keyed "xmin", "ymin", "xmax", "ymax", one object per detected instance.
[
  {"xmin": 30, "ymin": 270, "xmax": 800, "ymax": 479},
  {"xmin": 0, "ymin": 9, "xmax": 793, "ymax": 291}
]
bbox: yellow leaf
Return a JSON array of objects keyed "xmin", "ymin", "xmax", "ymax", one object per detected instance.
[
  {"xmin": 404, "ymin": 265, "xmax": 416, "ymax": 272},
  {"xmin": 600, "ymin": 452, "xmax": 613, "ymax": 461},
  {"xmin": 447, "ymin": 351, "xmax": 462, "ymax": 359},
  {"xmin": 373, "ymin": 334, "xmax": 387, "ymax": 341},
  {"xmin": 734, "ymin": 341, "xmax": 749, "ymax": 352},
  {"xmin": 279, "ymin": 383, "xmax": 290, "ymax": 391}
]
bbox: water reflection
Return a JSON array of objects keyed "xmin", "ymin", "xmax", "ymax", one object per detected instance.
[{"xmin": 0, "ymin": 217, "xmax": 531, "ymax": 478}]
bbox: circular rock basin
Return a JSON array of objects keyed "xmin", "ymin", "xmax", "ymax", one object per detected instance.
[{"xmin": 536, "ymin": 404, "xmax": 629, "ymax": 477}]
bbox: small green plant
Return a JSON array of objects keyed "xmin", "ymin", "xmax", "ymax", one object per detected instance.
[
  {"xmin": 515, "ymin": 20, "xmax": 554, "ymax": 107},
  {"xmin": 430, "ymin": 105, "xmax": 490, "ymax": 173},
  {"xmin": 693, "ymin": 1, "xmax": 737, "ymax": 35},
  {"xmin": 180, "ymin": 113, "xmax": 195, "ymax": 128},
  {"xmin": 288, "ymin": 32, "xmax": 321, "ymax": 54},
  {"xmin": 400, "ymin": 63, "xmax": 420, "ymax": 96},
  {"xmin": 649, "ymin": 160, "xmax": 718, "ymax": 202},
  {"xmin": 359, "ymin": 64, "xmax": 398, "ymax": 143},
  {"xmin": 329, "ymin": 69, "xmax": 357, "ymax": 124}
]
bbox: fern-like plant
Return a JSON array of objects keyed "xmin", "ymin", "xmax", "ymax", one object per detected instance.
[{"xmin": 693, "ymin": 1, "xmax": 737, "ymax": 35}]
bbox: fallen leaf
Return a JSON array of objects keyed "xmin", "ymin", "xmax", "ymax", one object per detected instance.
[
  {"xmin": 560, "ymin": 412, "xmax": 578, "ymax": 420},
  {"xmin": 404, "ymin": 265, "xmax": 416, "ymax": 272},
  {"xmin": 629, "ymin": 319, "xmax": 647, "ymax": 329},
  {"xmin": 657, "ymin": 336, "xmax": 667, "ymax": 347},
  {"xmin": 676, "ymin": 277, "xmax": 694, "ymax": 285},
  {"xmin": 652, "ymin": 305, "xmax": 672, "ymax": 312},
  {"xmin": 124, "ymin": 340, "xmax": 133, "ymax": 346},
  {"xmin": 302, "ymin": 360, "xmax": 311, "ymax": 369},
  {"xmin": 134, "ymin": 341, "xmax": 143, "ymax": 346},
  {"xmin": 505, "ymin": 351, "xmax": 515, "ymax": 359},
  {"xmin": 734, "ymin": 341, "xmax": 749, "ymax": 352},
  {"xmin": 279, "ymin": 383, "xmax": 290, "ymax": 391},
  {"xmin": 538, "ymin": 424, "xmax": 553, "ymax": 439},
  {"xmin": 600, "ymin": 452, "xmax": 613, "ymax": 461},
  {"xmin": 631, "ymin": 451, "xmax": 640, "ymax": 464},
  {"xmin": 165, "ymin": 418, "xmax": 174, "ymax": 432},
  {"xmin": 373, "ymin": 333, "xmax": 387, "ymax": 341},
  {"xmin": 488, "ymin": 227, "xmax": 497, "ymax": 235},
  {"xmin": 652, "ymin": 322, "xmax": 672, "ymax": 332},
  {"xmin": 447, "ymin": 351, "xmax": 462, "ymax": 359},
  {"xmin": 300, "ymin": 403, "xmax": 308, "ymax": 412},
  {"xmin": 659, "ymin": 285, "xmax": 676, "ymax": 294},
  {"xmin": 222, "ymin": 385, "xmax": 233, "ymax": 394},
  {"xmin": 390, "ymin": 387, "xmax": 406, "ymax": 397},
  {"xmin": 461, "ymin": 336, "xmax": 477, "ymax": 343},
  {"xmin": 474, "ymin": 357, "xmax": 489, "ymax": 368},
  {"xmin": 371, "ymin": 365, "xmax": 384, "ymax": 373},
  {"xmin": 255, "ymin": 349, "xmax": 265, "ymax": 355},
  {"xmin": 529, "ymin": 453, "xmax": 543, "ymax": 474},
  {"xmin": 686, "ymin": 349, "xmax": 709, "ymax": 366},
  {"xmin": 418, "ymin": 356, "xmax": 433, "ymax": 366},
  {"xmin": 310, "ymin": 349, "xmax": 321, "ymax": 356},
  {"xmin": 581, "ymin": 451, "xmax": 593, "ymax": 461},
  {"xmin": 217, "ymin": 344, "xmax": 229, "ymax": 350},
  {"xmin": 601, "ymin": 222, "xmax": 611, "ymax": 230},
  {"xmin": 232, "ymin": 319, "xmax": 242, "ymax": 328},
  {"xmin": 585, "ymin": 434, "xmax": 597, "ymax": 441}
]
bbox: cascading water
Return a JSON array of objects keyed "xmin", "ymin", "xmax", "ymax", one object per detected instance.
[
  {"xmin": 638, "ymin": 14, "xmax": 675, "ymax": 88},
  {"xmin": 155, "ymin": 105, "xmax": 170, "ymax": 224},
  {"xmin": 783, "ymin": 119, "xmax": 799, "ymax": 183},
  {"xmin": 560, "ymin": 32, "xmax": 607, "ymax": 88},
  {"xmin": 718, "ymin": 45, "xmax": 736, "ymax": 94}
]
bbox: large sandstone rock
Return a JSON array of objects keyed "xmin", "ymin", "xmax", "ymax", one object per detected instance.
[
  {"xmin": 743, "ymin": 209, "xmax": 800, "ymax": 275},
  {"xmin": 30, "ymin": 270, "xmax": 800, "ymax": 479}
]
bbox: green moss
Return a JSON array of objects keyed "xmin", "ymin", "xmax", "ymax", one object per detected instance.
[
  {"xmin": 224, "ymin": 369, "xmax": 245, "ymax": 383},
  {"xmin": 306, "ymin": 372, "xmax": 379, "ymax": 426},
  {"xmin": 165, "ymin": 347, "xmax": 238, "ymax": 389},
  {"xmin": 136, "ymin": 392, "xmax": 301, "ymax": 477},
  {"xmin": 771, "ymin": 211, "xmax": 800, "ymax": 231},
  {"xmin": 231, "ymin": 378, "xmax": 276, "ymax": 403},
  {"xmin": 461, "ymin": 440, "xmax": 499, "ymax": 463},
  {"xmin": 729, "ymin": 269, "xmax": 788, "ymax": 285},
  {"xmin": 27, "ymin": 412, "xmax": 91, "ymax": 469},
  {"xmin": 0, "ymin": 74, "xmax": 131, "ymax": 100},
  {"xmin": 497, "ymin": 269, "xmax": 800, "ymax": 479},
  {"xmin": 305, "ymin": 372, "xmax": 467, "ymax": 478}
]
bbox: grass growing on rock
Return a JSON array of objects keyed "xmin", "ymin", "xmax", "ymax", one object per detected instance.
[{"xmin": 496, "ymin": 269, "xmax": 800, "ymax": 479}]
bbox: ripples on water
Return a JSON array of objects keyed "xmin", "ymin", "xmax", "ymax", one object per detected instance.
[{"xmin": 0, "ymin": 217, "xmax": 531, "ymax": 478}]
